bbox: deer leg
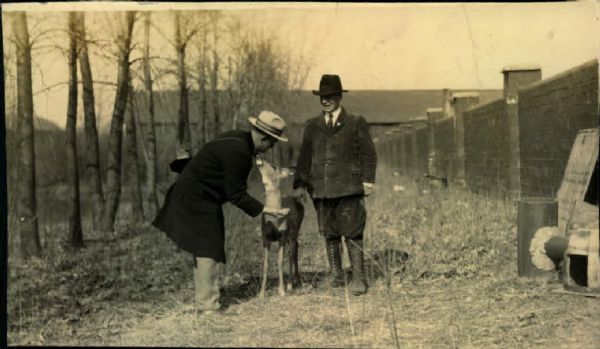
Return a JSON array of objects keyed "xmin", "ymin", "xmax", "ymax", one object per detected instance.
[
  {"xmin": 290, "ymin": 239, "xmax": 300, "ymax": 288},
  {"xmin": 287, "ymin": 241, "xmax": 294, "ymax": 291},
  {"xmin": 260, "ymin": 243, "xmax": 270, "ymax": 299},
  {"xmin": 277, "ymin": 241, "xmax": 285, "ymax": 296}
]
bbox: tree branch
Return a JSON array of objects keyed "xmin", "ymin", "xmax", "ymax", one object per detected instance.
[
  {"xmin": 33, "ymin": 79, "xmax": 119, "ymax": 96},
  {"xmin": 150, "ymin": 19, "xmax": 176, "ymax": 48}
]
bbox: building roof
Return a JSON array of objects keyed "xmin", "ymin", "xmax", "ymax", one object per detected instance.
[
  {"xmin": 286, "ymin": 89, "xmax": 503, "ymax": 124},
  {"xmin": 451, "ymin": 92, "xmax": 480, "ymax": 99},
  {"xmin": 137, "ymin": 88, "xmax": 503, "ymax": 127}
]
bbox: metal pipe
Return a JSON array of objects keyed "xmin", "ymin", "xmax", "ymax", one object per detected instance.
[{"xmin": 544, "ymin": 235, "xmax": 568, "ymax": 264}]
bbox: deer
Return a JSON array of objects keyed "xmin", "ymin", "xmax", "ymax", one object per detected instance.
[{"xmin": 256, "ymin": 156, "xmax": 305, "ymax": 298}]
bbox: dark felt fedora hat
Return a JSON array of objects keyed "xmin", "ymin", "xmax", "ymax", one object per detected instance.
[{"xmin": 312, "ymin": 74, "xmax": 348, "ymax": 97}]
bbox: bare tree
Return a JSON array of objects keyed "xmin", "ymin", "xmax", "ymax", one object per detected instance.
[
  {"xmin": 3, "ymin": 17, "xmax": 16, "ymax": 249},
  {"xmin": 224, "ymin": 36, "xmax": 251, "ymax": 130},
  {"xmin": 210, "ymin": 13, "xmax": 220, "ymax": 137},
  {"xmin": 174, "ymin": 11, "xmax": 192, "ymax": 155},
  {"xmin": 12, "ymin": 11, "xmax": 41, "ymax": 258},
  {"xmin": 197, "ymin": 26, "xmax": 209, "ymax": 145},
  {"xmin": 65, "ymin": 12, "xmax": 84, "ymax": 247},
  {"xmin": 141, "ymin": 11, "xmax": 158, "ymax": 219},
  {"xmin": 76, "ymin": 12, "xmax": 104, "ymax": 228},
  {"xmin": 124, "ymin": 82, "xmax": 144, "ymax": 223},
  {"xmin": 3, "ymin": 17, "xmax": 18, "ymax": 197},
  {"xmin": 149, "ymin": 11, "xmax": 206, "ymax": 152},
  {"xmin": 103, "ymin": 11, "xmax": 136, "ymax": 232},
  {"xmin": 223, "ymin": 35, "xmax": 291, "ymax": 123},
  {"xmin": 170, "ymin": 11, "xmax": 208, "ymax": 155},
  {"xmin": 221, "ymin": 24, "xmax": 311, "ymax": 171}
]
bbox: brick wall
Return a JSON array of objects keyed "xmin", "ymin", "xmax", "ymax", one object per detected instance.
[
  {"xmin": 518, "ymin": 59, "xmax": 599, "ymax": 197},
  {"xmin": 374, "ymin": 137, "xmax": 392, "ymax": 172},
  {"xmin": 375, "ymin": 134, "xmax": 400, "ymax": 173},
  {"xmin": 403, "ymin": 129, "xmax": 414, "ymax": 175},
  {"xmin": 385, "ymin": 137, "xmax": 397, "ymax": 172},
  {"xmin": 433, "ymin": 118, "xmax": 455, "ymax": 179},
  {"xmin": 464, "ymin": 99, "xmax": 511, "ymax": 196},
  {"xmin": 410, "ymin": 128, "xmax": 419, "ymax": 175},
  {"xmin": 415, "ymin": 125, "xmax": 429, "ymax": 175},
  {"xmin": 371, "ymin": 60, "xmax": 597, "ymax": 199}
]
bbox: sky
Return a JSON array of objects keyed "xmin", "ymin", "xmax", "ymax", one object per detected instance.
[
  {"xmin": 2, "ymin": 1, "xmax": 598, "ymax": 128},
  {"xmin": 244, "ymin": 2, "xmax": 598, "ymax": 90}
]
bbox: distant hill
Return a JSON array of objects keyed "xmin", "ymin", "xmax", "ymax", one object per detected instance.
[
  {"xmin": 137, "ymin": 88, "xmax": 503, "ymax": 160},
  {"xmin": 285, "ymin": 89, "xmax": 504, "ymax": 124},
  {"xmin": 4, "ymin": 115, "xmax": 63, "ymax": 131},
  {"xmin": 4, "ymin": 115, "xmax": 96, "ymax": 188},
  {"xmin": 143, "ymin": 88, "xmax": 503, "ymax": 126}
]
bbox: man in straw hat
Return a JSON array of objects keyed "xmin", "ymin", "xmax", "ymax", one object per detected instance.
[
  {"xmin": 153, "ymin": 110, "xmax": 289, "ymax": 313},
  {"xmin": 293, "ymin": 74, "xmax": 377, "ymax": 295}
]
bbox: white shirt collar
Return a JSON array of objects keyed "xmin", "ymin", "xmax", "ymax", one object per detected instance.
[{"xmin": 324, "ymin": 106, "xmax": 342, "ymax": 126}]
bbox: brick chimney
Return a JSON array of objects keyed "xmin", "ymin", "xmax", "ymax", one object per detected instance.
[
  {"xmin": 442, "ymin": 89, "xmax": 455, "ymax": 119},
  {"xmin": 451, "ymin": 92, "xmax": 480, "ymax": 115},
  {"xmin": 502, "ymin": 64, "xmax": 542, "ymax": 103},
  {"xmin": 451, "ymin": 92, "xmax": 480, "ymax": 187},
  {"xmin": 426, "ymin": 108, "xmax": 443, "ymax": 176},
  {"xmin": 426, "ymin": 107, "xmax": 444, "ymax": 124},
  {"xmin": 502, "ymin": 64, "xmax": 542, "ymax": 199}
]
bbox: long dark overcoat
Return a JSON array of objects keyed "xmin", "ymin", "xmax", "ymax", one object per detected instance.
[
  {"xmin": 293, "ymin": 107, "xmax": 377, "ymax": 199},
  {"xmin": 152, "ymin": 130, "xmax": 263, "ymax": 263}
]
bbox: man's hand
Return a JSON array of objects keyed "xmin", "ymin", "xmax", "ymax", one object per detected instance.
[
  {"xmin": 262, "ymin": 207, "xmax": 289, "ymax": 232},
  {"xmin": 292, "ymin": 187, "xmax": 307, "ymax": 203},
  {"xmin": 262, "ymin": 207, "xmax": 290, "ymax": 217},
  {"xmin": 363, "ymin": 182, "xmax": 375, "ymax": 197}
]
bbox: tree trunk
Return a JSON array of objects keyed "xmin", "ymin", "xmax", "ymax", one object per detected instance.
[
  {"xmin": 66, "ymin": 12, "xmax": 84, "ymax": 247},
  {"xmin": 13, "ymin": 11, "xmax": 41, "ymax": 258},
  {"xmin": 211, "ymin": 22, "xmax": 219, "ymax": 135},
  {"xmin": 77, "ymin": 12, "xmax": 104, "ymax": 228},
  {"xmin": 124, "ymin": 82, "xmax": 144, "ymax": 223},
  {"xmin": 227, "ymin": 56, "xmax": 239, "ymax": 131},
  {"xmin": 103, "ymin": 11, "xmax": 135, "ymax": 232},
  {"xmin": 199, "ymin": 29, "xmax": 208, "ymax": 145},
  {"xmin": 175, "ymin": 11, "xmax": 191, "ymax": 155},
  {"xmin": 141, "ymin": 11, "xmax": 158, "ymax": 219}
]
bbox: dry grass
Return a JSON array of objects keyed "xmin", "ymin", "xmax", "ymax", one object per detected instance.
[{"xmin": 7, "ymin": 169, "xmax": 600, "ymax": 347}]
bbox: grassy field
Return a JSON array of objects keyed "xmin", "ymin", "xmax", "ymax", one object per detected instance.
[{"xmin": 6, "ymin": 169, "xmax": 600, "ymax": 347}]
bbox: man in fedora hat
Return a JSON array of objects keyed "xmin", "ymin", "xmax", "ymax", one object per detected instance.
[
  {"xmin": 153, "ymin": 110, "xmax": 289, "ymax": 313},
  {"xmin": 293, "ymin": 74, "xmax": 377, "ymax": 296}
]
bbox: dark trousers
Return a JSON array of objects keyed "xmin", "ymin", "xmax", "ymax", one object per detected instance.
[{"xmin": 313, "ymin": 195, "xmax": 366, "ymax": 241}]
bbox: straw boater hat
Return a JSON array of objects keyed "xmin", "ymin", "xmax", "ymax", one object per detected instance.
[
  {"xmin": 248, "ymin": 110, "xmax": 288, "ymax": 142},
  {"xmin": 312, "ymin": 74, "xmax": 348, "ymax": 97}
]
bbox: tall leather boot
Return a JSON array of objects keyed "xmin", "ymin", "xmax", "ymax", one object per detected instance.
[
  {"xmin": 193, "ymin": 257, "xmax": 222, "ymax": 312},
  {"xmin": 346, "ymin": 238, "xmax": 368, "ymax": 295},
  {"xmin": 325, "ymin": 239, "xmax": 345, "ymax": 287}
]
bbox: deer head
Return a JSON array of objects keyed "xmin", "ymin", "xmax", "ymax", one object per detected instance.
[
  {"xmin": 256, "ymin": 157, "xmax": 282, "ymax": 209},
  {"xmin": 257, "ymin": 157, "xmax": 295, "ymax": 232}
]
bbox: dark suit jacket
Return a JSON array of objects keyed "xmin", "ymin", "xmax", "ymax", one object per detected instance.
[
  {"xmin": 294, "ymin": 107, "xmax": 377, "ymax": 199},
  {"xmin": 152, "ymin": 130, "xmax": 263, "ymax": 263}
]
